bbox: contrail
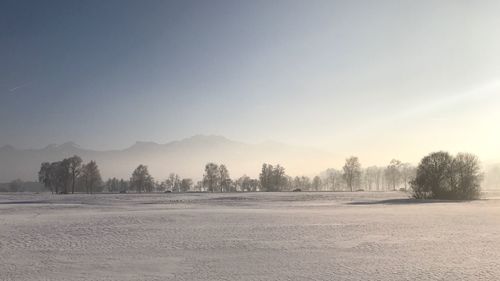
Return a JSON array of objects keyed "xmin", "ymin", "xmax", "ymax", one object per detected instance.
[{"xmin": 9, "ymin": 82, "xmax": 32, "ymax": 93}]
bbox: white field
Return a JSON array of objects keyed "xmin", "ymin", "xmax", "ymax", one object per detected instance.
[{"xmin": 1, "ymin": 191, "xmax": 500, "ymax": 281}]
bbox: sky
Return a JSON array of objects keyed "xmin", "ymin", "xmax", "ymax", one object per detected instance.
[{"xmin": 1, "ymin": 0, "xmax": 500, "ymax": 165}]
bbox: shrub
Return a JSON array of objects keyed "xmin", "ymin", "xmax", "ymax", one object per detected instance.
[{"xmin": 411, "ymin": 151, "xmax": 482, "ymax": 200}]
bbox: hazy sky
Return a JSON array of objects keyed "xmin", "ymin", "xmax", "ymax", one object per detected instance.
[{"xmin": 1, "ymin": 0, "xmax": 500, "ymax": 165}]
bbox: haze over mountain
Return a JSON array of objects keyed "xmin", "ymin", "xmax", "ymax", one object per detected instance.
[
  {"xmin": 0, "ymin": 135, "xmax": 338, "ymax": 182},
  {"xmin": 2, "ymin": 1, "xmax": 500, "ymax": 167}
]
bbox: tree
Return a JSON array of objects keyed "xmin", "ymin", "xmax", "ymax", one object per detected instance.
[
  {"xmin": 130, "ymin": 164, "xmax": 154, "ymax": 193},
  {"xmin": 59, "ymin": 159, "xmax": 73, "ymax": 194},
  {"xmin": 80, "ymin": 161, "xmax": 102, "ymax": 194},
  {"xmin": 236, "ymin": 175, "xmax": 259, "ymax": 192},
  {"xmin": 180, "ymin": 178, "xmax": 193, "ymax": 192},
  {"xmin": 39, "ymin": 162, "xmax": 54, "ymax": 193},
  {"xmin": 400, "ymin": 163, "xmax": 416, "ymax": 190},
  {"xmin": 8, "ymin": 179, "xmax": 23, "ymax": 192},
  {"xmin": 292, "ymin": 176, "xmax": 311, "ymax": 191},
  {"xmin": 166, "ymin": 173, "xmax": 181, "ymax": 192},
  {"xmin": 312, "ymin": 176, "xmax": 322, "ymax": 191},
  {"xmin": 452, "ymin": 153, "xmax": 483, "ymax": 199},
  {"xmin": 105, "ymin": 178, "xmax": 121, "ymax": 192},
  {"xmin": 38, "ymin": 161, "xmax": 66, "ymax": 194},
  {"xmin": 324, "ymin": 168, "xmax": 342, "ymax": 191},
  {"xmin": 385, "ymin": 159, "xmax": 402, "ymax": 191},
  {"xmin": 248, "ymin": 178, "xmax": 260, "ymax": 192},
  {"xmin": 66, "ymin": 155, "xmax": 82, "ymax": 194},
  {"xmin": 364, "ymin": 166, "xmax": 380, "ymax": 191},
  {"xmin": 119, "ymin": 179, "xmax": 129, "ymax": 193},
  {"xmin": 411, "ymin": 151, "xmax": 482, "ymax": 200},
  {"xmin": 219, "ymin": 164, "xmax": 231, "ymax": 192},
  {"xmin": 259, "ymin": 163, "xmax": 288, "ymax": 192},
  {"xmin": 374, "ymin": 167, "xmax": 385, "ymax": 191},
  {"xmin": 259, "ymin": 164, "xmax": 273, "ymax": 191},
  {"xmin": 203, "ymin": 163, "xmax": 220, "ymax": 192},
  {"xmin": 273, "ymin": 165, "xmax": 287, "ymax": 191},
  {"xmin": 343, "ymin": 156, "xmax": 361, "ymax": 192}
]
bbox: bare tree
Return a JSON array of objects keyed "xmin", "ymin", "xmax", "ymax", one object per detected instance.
[
  {"xmin": 385, "ymin": 159, "xmax": 402, "ymax": 191},
  {"xmin": 364, "ymin": 166, "xmax": 379, "ymax": 191},
  {"xmin": 400, "ymin": 163, "xmax": 416, "ymax": 190},
  {"xmin": 343, "ymin": 156, "xmax": 361, "ymax": 192},
  {"xmin": 312, "ymin": 176, "xmax": 322, "ymax": 191},
  {"xmin": 324, "ymin": 168, "xmax": 342, "ymax": 191},
  {"xmin": 66, "ymin": 155, "xmax": 82, "ymax": 194}
]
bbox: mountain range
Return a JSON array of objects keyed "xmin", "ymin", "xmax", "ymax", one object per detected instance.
[{"xmin": 0, "ymin": 135, "xmax": 338, "ymax": 182}]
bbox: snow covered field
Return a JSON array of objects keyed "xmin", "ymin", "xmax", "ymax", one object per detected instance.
[{"xmin": 1, "ymin": 191, "xmax": 500, "ymax": 280}]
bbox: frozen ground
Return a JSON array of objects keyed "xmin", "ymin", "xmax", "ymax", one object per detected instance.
[{"xmin": 1, "ymin": 191, "xmax": 500, "ymax": 281}]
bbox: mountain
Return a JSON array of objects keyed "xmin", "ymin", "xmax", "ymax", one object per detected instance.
[{"xmin": 0, "ymin": 135, "xmax": 338, "ymax": 182}]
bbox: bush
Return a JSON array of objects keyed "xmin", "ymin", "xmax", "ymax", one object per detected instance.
[{"xmin": 411, "ymin": 151, "xmax": 482, "ymax": 200}]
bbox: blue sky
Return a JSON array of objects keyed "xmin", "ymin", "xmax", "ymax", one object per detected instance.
[{"xmin": 1, "ymin": 0, "xmax": 499, "ymax": 164}]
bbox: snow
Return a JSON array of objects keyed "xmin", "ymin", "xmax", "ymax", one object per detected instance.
[{"xmin": 1, "ymin": 191, "xmax": 500, "ymax": 280}]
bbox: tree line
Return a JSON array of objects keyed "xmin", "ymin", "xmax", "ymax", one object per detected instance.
[
  {"xmin": 36, "ymin": 151, "xmax": 482, "ymax": 199},
  {"xmin": 36, "ymin": 155, "xmax": 419, "ymax": 194}
]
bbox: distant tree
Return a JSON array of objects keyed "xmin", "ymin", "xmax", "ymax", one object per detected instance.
[
  {"xmin": 364, "ymin": 166, "xmax": 380, "ymax": 191},
  {"xmin": 156, "ymin": 180, "xmax": 166, "ymax": 192},
  {"xmin": 259, "ymin": 163, "xmax": 288, "ymax": 191},
  {"xmin": 105, "ymin": 178, "xmax": 121, "ymax": 192},
  {"xmin": 58, "ymin": 159, "xmax": 73, "ymax": 194},
  {"xmin": 166, "ymin": 173, "xmax": 181, "ymax": 192},
  {"xmin": 292, "ymin": 176, "xmax": 301, "ymax": 190},
  {"xmin": 343, "ymin": 156, "xmax": 361, "ymax": 192},
  {"xmin": 219, "ymin": 164, "xmax": 231, "ymax": 192},
  {"xmin": 374, "ymin": 166, "xmax": 386, "ymax": 191},
  {"xmin": 130, "ymin": 165, "xmax": 154, "ymax": 193},
  {"xmin": 411, "ymin": 152, "xmax": 482, "ymax": 200},
  {"xmin": 66, "ymin": 155, "xmax": 83, "ymax": 194},
  {"xmin": 80, "ymin": 161, "xmax": 102, "ymax": 194},
  {"xmin": 236, "ymin": 175, "xmax": 260, "ymax": 192},
  {"xmin": 39, "ymin": 162, "xmax": 54, "ymax": 193},
  {"xmin": 248, "ymin": 178, "xmax": 260, "ymax": 192},
  {"xmin": 180, "ymin": 178, "xmax": 193, "ymax": 192},
  {"xmin": 8, "ymin": 179, "xmax": 23, "ymax": 192},
  {"xmin": 203, "ymin": 163, "xmax": 220, "ymax": 192},
  {"xmin": 452, "ymin": 153, "xmax": 483, "ymax": 199},
  {"xmin": 400, "ymin": 163, "xmax": 416, "ymax": 190},
  {"xmin": 324, "ymin": 168, "xmax": 342, "ymax": 191},
  {"xmin": 259, "ymin": 164, "xmax": 273, "ymax": 191},
  {"xmin": 292, "ymin": 176, "xmax": 311, "ymax": 191},
  {"xmin": 385, "ymin": 159, "xmax": 402, "ymax": 191},
  {"xmin": 119, "ymin": 179, "xmax": 129, "ymax": 193},
  {"xmin": 194, "ymin": 180, "xmax": 203, "ymax": 192},
  {"xmin": 312, "ymin": 176, "xmax": 322, "ymax": 191},
  {"xmin": 38, "ymin": 161, "xmax": 66, "ymax": 194},
  {"xmin": 273, "ymin": 165, "xmax": 288, "ymax": 191},
  {"xmin": 236, "ymin": 175, "xmax": 249, "ymax": 192}
]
